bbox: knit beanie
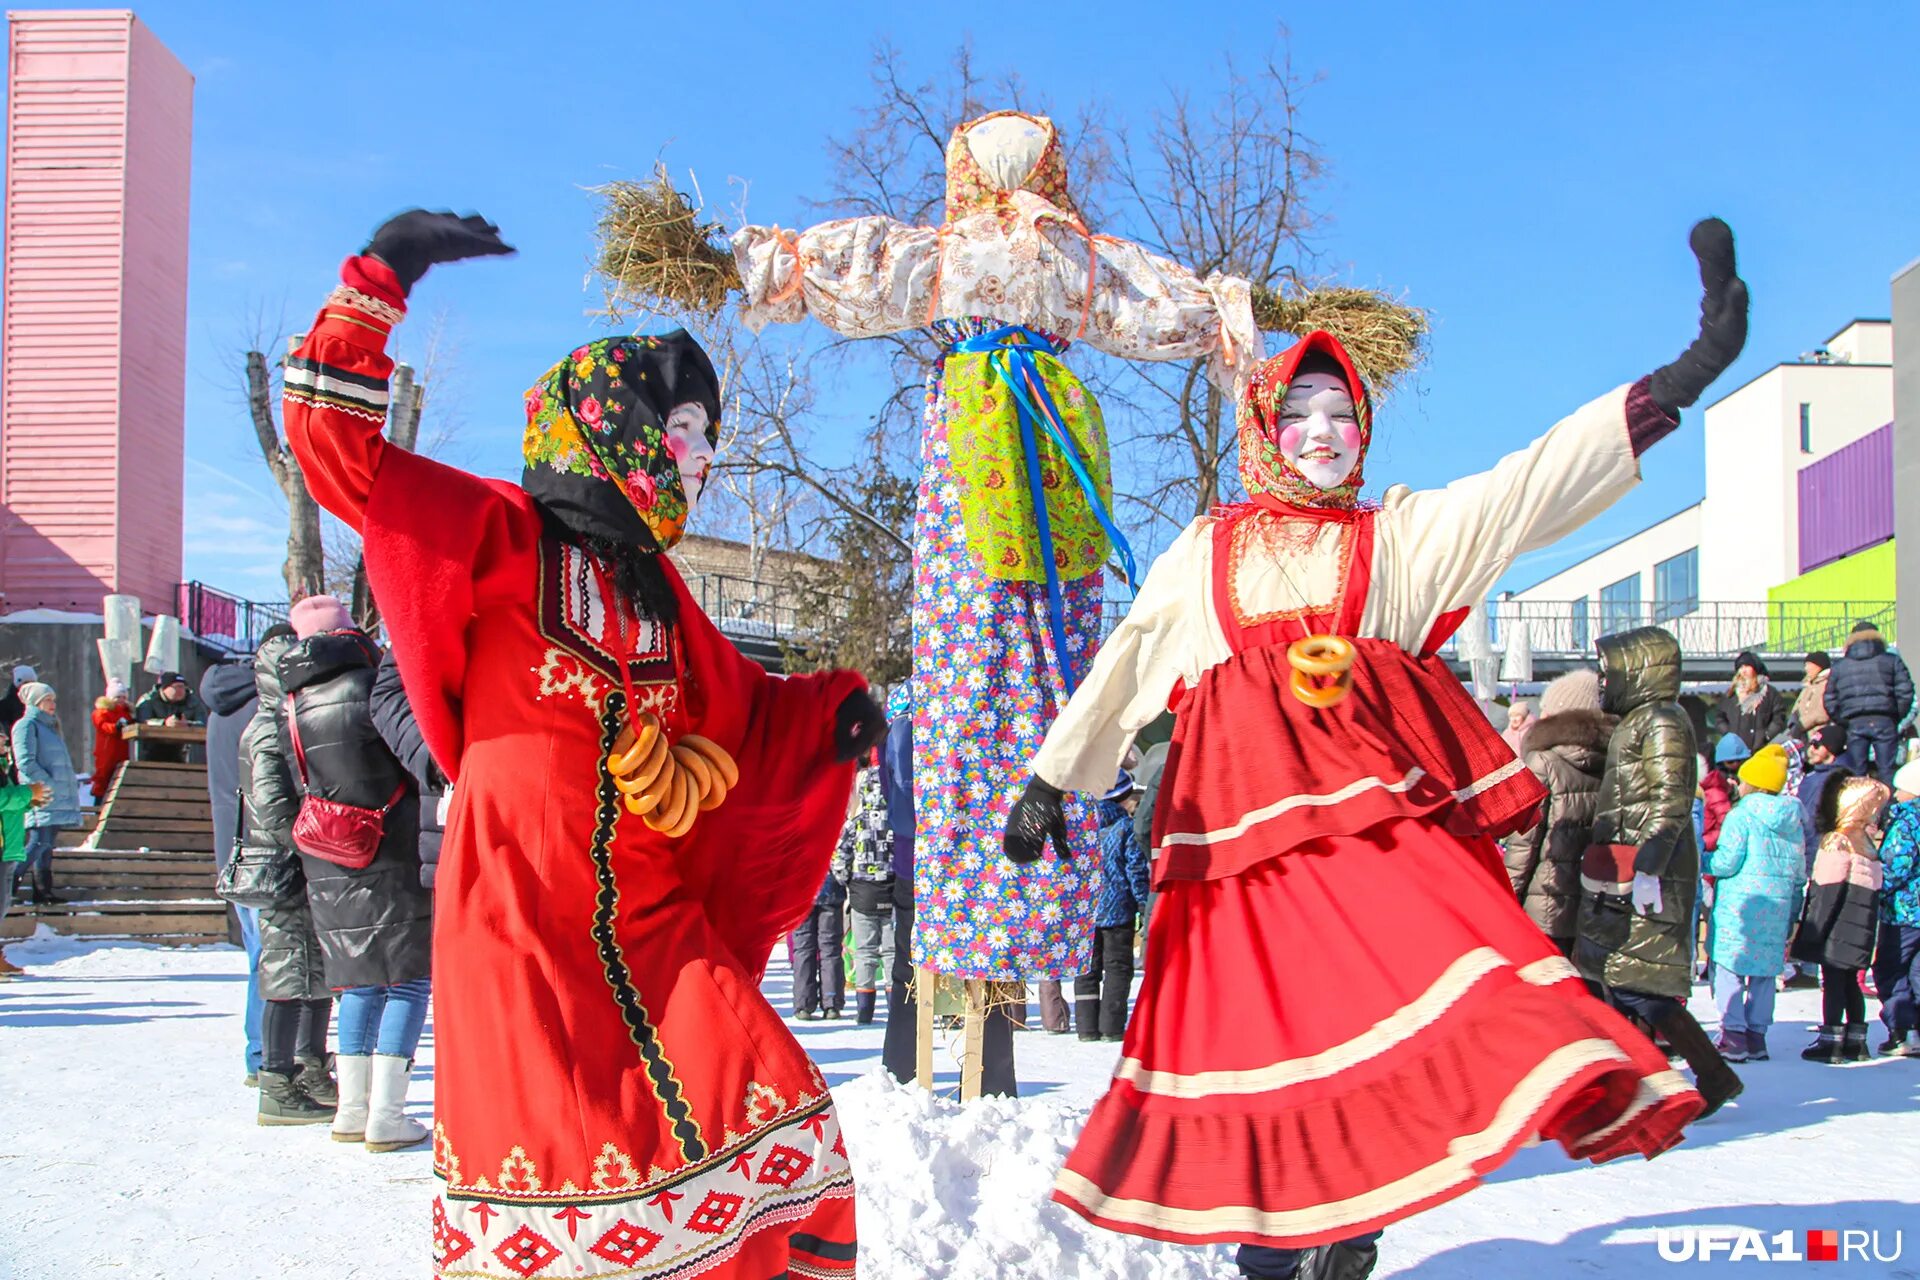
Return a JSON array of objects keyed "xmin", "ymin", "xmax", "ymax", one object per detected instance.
[
  {"xmin": 1733, "ymin": 650, "xmax": 1767, "ymax": 678},
  {"xmin": 1893, "ymin": 759, "xmax": 1920, "ymax": 800},
  {"xmin": 289, "ymin": 594, "xmax": 354, "ymax": 639},
  {"xmin": 1538, "ymin": 670, "xmax": 1602, "ymax": 719},
  {"xmin": 1713, "ymin": 733, "xmax": 1752, "ymax": 766},
  {"xmin": 1737, "ymin": 744, "xmax": 1789, "ymax": 794},
  {"xmin": 105, "ymin": 678, "xmax": 129, "ymax": 700},
  {"xmin": 16, "ymin": 681, "xmax": 54, "ymax": 710},
  {"xmin": 1805, "ymin": 651, "xmax": 1831, "ymax": 671},
  {"xmin": 11, "ymin": 664, "xmax": 36, "ymax": 686}
]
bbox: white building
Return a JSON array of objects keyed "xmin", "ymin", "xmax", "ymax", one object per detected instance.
[{"xmin": 1508, "ymin": 320, "xmax": 1893, "ymax": 641}]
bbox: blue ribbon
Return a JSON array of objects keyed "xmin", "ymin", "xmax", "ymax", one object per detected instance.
[{"xmin": 947, "ymin": 325, "xmax": 1137, "ymax": 695}]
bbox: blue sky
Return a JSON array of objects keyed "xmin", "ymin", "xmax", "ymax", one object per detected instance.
[{"xmin": 8, "ymin": 3, "xmax": 1916, "ymax": 604}]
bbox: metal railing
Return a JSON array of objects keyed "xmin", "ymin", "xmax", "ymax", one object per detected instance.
[
  {"xmin": 680, "ymin": 571, "xmax": 849, "ymax": 642},
  {"xmin": 1098, "ymin": 597, "xmax": 1897, "ymax": 660},
  {"xmin": 177, "ymin": 582, "xmax": 290, "ymax": 655}
]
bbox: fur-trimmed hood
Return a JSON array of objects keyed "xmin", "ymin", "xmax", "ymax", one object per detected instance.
[{"xmin": 1523, "ymin": 708, "xmax": 1616, "ymax": 768}]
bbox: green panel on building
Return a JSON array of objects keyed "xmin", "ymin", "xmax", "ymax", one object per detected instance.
[{"xmin": 1766, "ymin": 540, "xmax": 1896, "ymax": 651}]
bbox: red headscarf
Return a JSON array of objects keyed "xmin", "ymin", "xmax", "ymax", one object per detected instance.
[{"xmin": 1236, "ymin": 330, "xmax": 1374, "ymax": 510}]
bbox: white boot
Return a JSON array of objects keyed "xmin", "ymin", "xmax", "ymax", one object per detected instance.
[
  {"xmin": 364, "ymin": 1053, "xmax": 429, "ymax": 1152},
  {"xmin": 331, "ymin": 1054, "xmax": 372, "ymax": 1142}
]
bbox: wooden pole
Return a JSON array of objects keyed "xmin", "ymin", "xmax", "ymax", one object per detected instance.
[
  {"xmin": 959, "ymin": 979, "xmax": 988, "ymax": 1102},
  {"xmin": 914, "ymin": 967, "xmax": 937, "ymax": 1092}
]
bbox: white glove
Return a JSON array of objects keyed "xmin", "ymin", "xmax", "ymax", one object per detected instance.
[
  {"xmin": 436, "ymin": 787, "xmax": 454, "ymax": 827},
  {"xmin": 1631, "ymin": 871, "xmax": 1664, "ymax": 917}
]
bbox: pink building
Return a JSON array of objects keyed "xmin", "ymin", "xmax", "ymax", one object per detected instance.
[{"xmin": 1, "ymin": 9, "xmax": 191, "ymax": 611}]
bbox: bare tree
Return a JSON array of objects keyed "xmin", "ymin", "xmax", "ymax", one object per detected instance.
[
  {"xmin": 242, "ymin": 336, "xmax": 327, "ymax": 601},
  {"xmin": 1098, "ymin": 48, "xmax": 1327, "ymax": 523}
]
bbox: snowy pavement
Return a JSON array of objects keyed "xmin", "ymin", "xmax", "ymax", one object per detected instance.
[{"xmin": 1, "ymin": 932, "xmax": 1917, "ymax": 1278}]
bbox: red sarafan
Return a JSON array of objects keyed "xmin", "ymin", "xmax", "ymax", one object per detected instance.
[
  {"xmin": 284, "ymin": 251, "xmax": 863, "ymax": 1280},
  {"xmin": 1026, "ymin": 312, "xmax": 1732, "ymax": 1251}
]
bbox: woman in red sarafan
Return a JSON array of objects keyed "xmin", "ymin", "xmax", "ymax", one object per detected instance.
[
  {"xmin": 283, "ymin": 211, "xmax": 886, "ymax": 1280},
  {"xmin": 1002, "ymin": 221, "xmax": 1751, "ymax": 1279}
]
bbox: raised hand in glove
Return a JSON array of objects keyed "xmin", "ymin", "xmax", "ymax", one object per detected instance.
[
  {"xmin": 1004, "ymin": 775, "xmax": 1070, "ymax": 865},
  {"xmin": 1647, "ymin": 218, "xmax": 1749, "ymax": 414},
  {"xmin": 364, "ymin": 210, "xmax": 516, "ymax": 297},
  {"xmin": 1631, "ymin": 871, "xmax": 1665, "ymax": 918},
  {"xmin": 831, "ymin": 689, "xmax": 888, "ymax": 763}
]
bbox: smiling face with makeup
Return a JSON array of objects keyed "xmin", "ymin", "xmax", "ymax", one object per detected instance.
[
  {"xmin": 1276, "ymin": 372, "xmax": 1363, "ymax": 491},
  {"xmin": 663, "ymin": 402, "xmax": 716, "ymax": 513}
]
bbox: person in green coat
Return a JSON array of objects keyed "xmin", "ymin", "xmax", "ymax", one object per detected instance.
[{"xmin": 0, "ymin": 729, "xmax": 51, "ymax": 979}]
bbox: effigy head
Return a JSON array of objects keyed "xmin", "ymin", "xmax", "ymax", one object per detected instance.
[
  {"xmin": 520, "ymin": 331, "xmax": 721, "ymax": 553},
  {"xmin": 1236, "ymin": 330, "xmax": 1374, "ymax": 508},
  {"xmin": 944, "ymin": 109, "xmax": 1081, "ymax": 221}
]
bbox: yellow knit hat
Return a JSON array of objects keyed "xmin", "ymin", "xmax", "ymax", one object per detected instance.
[{"xmin": 1738, "ymin": 743, "xmax": 1789, "ymax": 794}]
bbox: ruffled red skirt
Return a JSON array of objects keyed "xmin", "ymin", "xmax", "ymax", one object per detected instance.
[{"xmin": 1054, "ymin": 651, "xmax": 1703, "ymax": 1249}]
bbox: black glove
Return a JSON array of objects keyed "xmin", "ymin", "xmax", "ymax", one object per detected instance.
[
  {"xmin": 1003, "ymin": 775, "xmax": 1070, "ymax": 865},
  {"xmin": 1647, "ymin": 218, "xmax": 1749, "ymax": 414},
  {"xmin": 832, "ymin": 689, "xmax": 888, "ymax": 763},
  {"xmin": 363, "ymin": 210, "xmax": 516, "ymax": 297}
]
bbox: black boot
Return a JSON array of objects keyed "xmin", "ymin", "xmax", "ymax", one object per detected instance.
[
  {"xmin": 855, "ymin": 989, "xmax": 878, "ymax": 1025},
  {"xmin": 1075, "ymin": 999, "xmax": 1101, "ymax": 1042},
  {"xmin": 258, "ymin": 1069, "xmax": 335, "ymax": 1125},
  {"xmin": 296, "ymin": 1054, "xmax": 339, "ymax": 1107},
  {"xmin": 1799, "ymin": 1025, "xmax": 1842, "ymax": 1064},
  {"xmin": 1656, "ymin": 1005, "xmax": 1743, "ymax": 1116},
  {"xmin": 1840, "ymin": 1024, "xmax": 1872, "ymax": 1063},
  {"xmin": 34, "ymin": 863, "xmax": 64, "ymax": 905},
  {"xmin": 1299, "ymin": 1237, "xmax": 1381, "ymax": 1280}
]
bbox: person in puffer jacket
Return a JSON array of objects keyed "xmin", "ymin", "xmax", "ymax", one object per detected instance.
[
  {"xmin": 1703, "ymin": 744, "xmax": 1806, "ymax": 1063},
  {"xmin": 1793, "ymin": 775, "xmax": 1889, "ymax": 1064},
  {"xmin": 1505, "ymin": 670, "xmax": 1612, "ymax": 953},
  {"xmin": 369, "ymin": 649, "xmax": 445, "ymax": 892},
  {"xmin": 242, "ymin": 624, "xmax": 337, "ymax": 1125},
  {"xmin": 1872, "ymin": 760, "xmax": 1920, "ymax": 1057},
  {"xmin": 1076, "ymin": 772, "xmax": 1147, "ymax": 1042},
  {"xmin": 1828, "ymin": 621, "xmax": 1915, "ymax": 780},
  {"xmin": 1581, "ymin": 628, "xmax": 1741, "ymax": 1113},
  {"xmin": 278, "ymin": 596, "xmax": 432, "ymax": 1152},
  {"xmin": 833, "ymin": 759, "xmax": 894, "ymax": 1024}
]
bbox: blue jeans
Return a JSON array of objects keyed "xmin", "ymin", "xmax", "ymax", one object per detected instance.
[
  {"xmin": 336, "ymin": 979, "xmax": 432, "ymax": 1058},
  {"xmin": 1238, "ymin": 1232, "xmax": 1383, "ymax": 1278},
  {"xmin": 1844, "ymin": 715, "xmax": 1899, "ymax": 779},
  {"xmin": 21, "ymin": 826, "xmax": 54, "ymax": 879},
  {"xmin": 1711, "ymin": 968, "xmax": 1777, "ymax": 1036},
  {"xmin": 236, "ymin": 907, "xmax": 264, "ymax": 1072}
]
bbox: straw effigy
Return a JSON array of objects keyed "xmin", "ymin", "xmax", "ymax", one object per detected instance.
[
  {"xmin": 592, "ymin": 166, "xmax": 741, "ymax": 320},
  {"xmin": 1251, "ymin": 283, "xmax": 1429, "ymax": 394}
]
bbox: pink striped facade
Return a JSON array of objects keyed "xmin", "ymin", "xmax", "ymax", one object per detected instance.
[{"xmin": 1, "ymin": 10, "xmax": 191, "ymax": 611}]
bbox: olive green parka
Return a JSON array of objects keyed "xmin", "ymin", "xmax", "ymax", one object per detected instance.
[{"xmin": 1575, "ymin": 627, "xmax": 1700, "ymax": 999}]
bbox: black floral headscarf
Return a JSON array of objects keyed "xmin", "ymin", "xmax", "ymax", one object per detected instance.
[{"xmin": 520, "ymin": 331, "xmax": 721, "ymax": 552}]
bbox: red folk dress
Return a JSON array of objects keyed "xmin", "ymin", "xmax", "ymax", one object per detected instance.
[
  {"xmin": 285, "ymin": 258, "xmax": 865, "ymax": 1280},
  {"xmin": 1031, "ymin": 377, "xmax": 1706, "ymax": 1250}
]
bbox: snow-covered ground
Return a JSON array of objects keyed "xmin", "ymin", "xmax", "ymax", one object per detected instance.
[{"xmin": 1, "ymin": 932, "xmax": 1916, "ymax": 1278}]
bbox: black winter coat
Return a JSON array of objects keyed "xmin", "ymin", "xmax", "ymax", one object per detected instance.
[
  {"xmin": 279, "ymin": 631, "xmax": 431, "ymax": 988},
  {"xmin": 241, "ymin": 633, "xmax": 327, "ymax": 1001},
  {"xmin": 1709, "ymin": 682, "xmax": 1788, "ymax": 754},
  {"xmin": 369, "ymin": 651, "xmax": 444, "ymax": 891},
  {"xmin": 201, "ymin": 660, "xmax": 258, "ymax": 874},
  {"xmin": 1505, "ymin": 709, "xmax": 1613, "ymax": 941},
  {"xmin": 1828, "ymin": 631, "xmax": 1915, "ymax": 725}
]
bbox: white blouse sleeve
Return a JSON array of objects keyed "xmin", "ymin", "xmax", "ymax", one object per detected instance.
[
  {"xmin": 1374, "ymin": 384, "xmax": 1642, "ymax": 643},
  {"xmin": 1030, "ymin": 519, "xmax": 1211, "ymax": 793},
  {"xmin": 732, "ymin": 217, "xmax": 934, "ymax": 339}
]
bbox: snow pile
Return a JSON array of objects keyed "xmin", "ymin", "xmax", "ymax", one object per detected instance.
[{"xmin": 835, "ymin": 1072, "xmax": 1220, "ymax": 1279}]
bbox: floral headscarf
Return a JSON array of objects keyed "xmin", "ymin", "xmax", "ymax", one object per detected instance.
[
  {"xmin": 1236, "ymin": 330, "xmax": 1374, "ymax": 510},
  {"xmin": 521, "ymin": 332, "xmax": 720, "ymax": 552},
  {"xmin": 944, "ymin": 109, "xmax": 1081, "ymax": 222}
]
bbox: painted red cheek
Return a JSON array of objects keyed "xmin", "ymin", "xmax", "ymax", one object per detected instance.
[
  {"xmin": 1338, "ymin": 424, "xmax": 1362, "ymax": 450},
  {"xmin": 1277, "ymin": 424, "xmax": 1304, "ymax": 454}
]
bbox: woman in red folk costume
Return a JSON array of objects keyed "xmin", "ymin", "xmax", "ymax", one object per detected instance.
[
  {"xmin": 284, "ymin": 211, "xmax": 886, "ymax": 1280},
  {"xmin": 1004, "ymin": 220, "xmax": 1750, "ymax": 1280}
]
